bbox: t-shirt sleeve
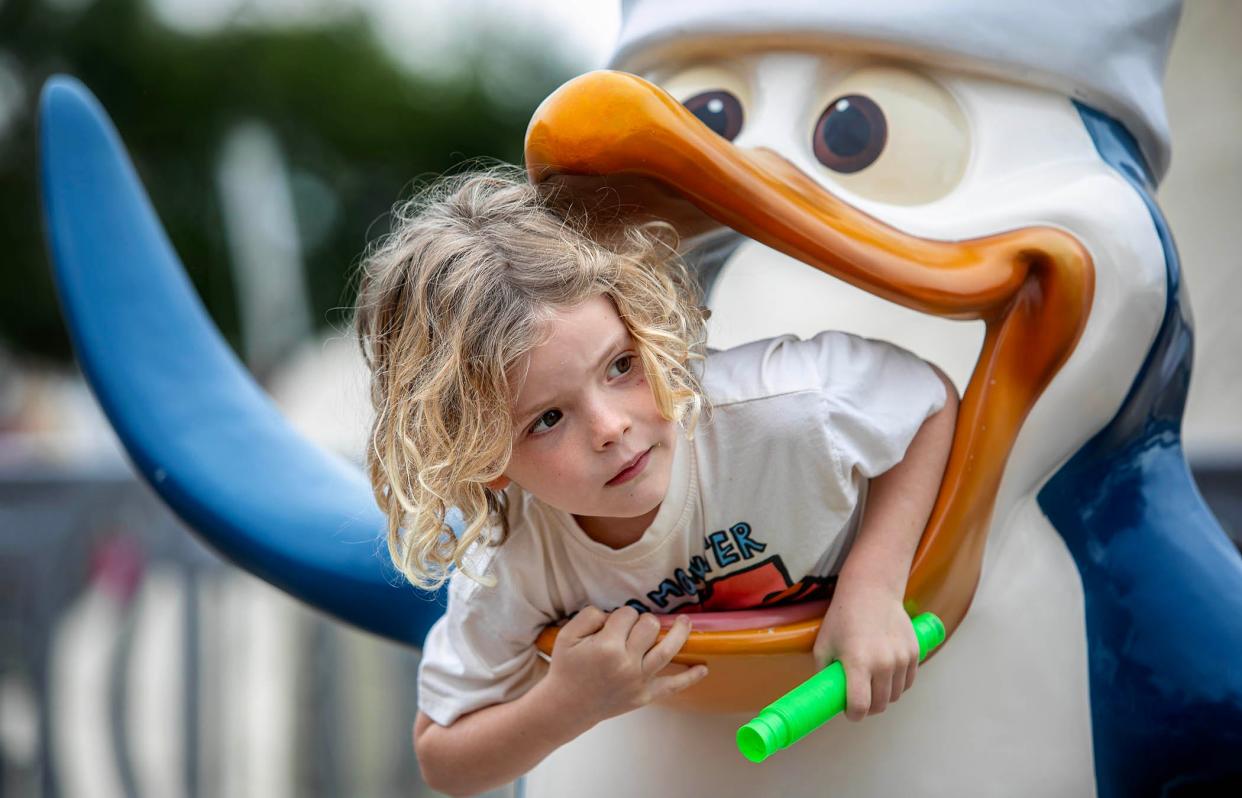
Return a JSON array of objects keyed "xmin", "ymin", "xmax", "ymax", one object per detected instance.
[
  {"xmin": 732, "ymin": 331, "xmax": 946, "ymax": 482},
  {"xmin": 806, "ymin": 331, "xmax": 946, "ymax": 480},
  {"xmin": 417, "ymin": 546, "xmax": 554, "ymax": 727}
]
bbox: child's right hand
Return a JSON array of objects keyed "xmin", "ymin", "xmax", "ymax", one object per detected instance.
[{"xmin": 547, "ymin": 606, "xmax": 708, "ymax": 724}]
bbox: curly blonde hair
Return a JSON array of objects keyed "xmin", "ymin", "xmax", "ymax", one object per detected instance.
[{"xmin": 354, "ymin": 166, "xmax": 708, "ymax": 591}]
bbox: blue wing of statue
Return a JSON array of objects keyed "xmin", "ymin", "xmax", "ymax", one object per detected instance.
[
  {"xmin": 1038, "ymin": 104, "xmax": 1242, "ymax": 795},
  {"xmin": 38, "ymin": 75, "xmax": 444, "ymax": 647}
]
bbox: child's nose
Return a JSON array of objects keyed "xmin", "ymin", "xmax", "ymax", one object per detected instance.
[{"xmin": 591, "ymin": 405, "xmax": 631, "ymax": 449}]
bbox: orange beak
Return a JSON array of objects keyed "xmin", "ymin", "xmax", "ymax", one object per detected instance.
[{"xmin": 527, "ymin": 70, "xmax": 1093, "ymax": 647}]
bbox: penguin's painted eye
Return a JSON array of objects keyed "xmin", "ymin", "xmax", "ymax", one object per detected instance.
[
  {"xmin": 813, "ymin": 94, "xmax": 887, "ymax": 173},
  {"xmin": 809, "ymin": 66, "xmax": 969, "ymax": 205},
  {"xmin": 660, "ymin": 64, "xmax": 750, "ymax": 143},
  {"xmin": 684, "ymin": 90, "xmax": 744, "ymax": 141}
]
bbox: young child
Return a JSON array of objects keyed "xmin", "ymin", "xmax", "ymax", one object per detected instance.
[{"xmin": 354, "ymin": 167, "xmax": 957, "ymax": 796}]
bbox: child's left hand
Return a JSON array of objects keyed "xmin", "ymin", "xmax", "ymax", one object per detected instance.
[{"xmin": 812, "ymin": 585, "xmax": 921, "ymax": 721}]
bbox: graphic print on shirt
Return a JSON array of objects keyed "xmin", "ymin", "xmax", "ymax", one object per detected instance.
[{"xmin": 622, "ymin": 522, "xmax": 837, "ymax": 614}]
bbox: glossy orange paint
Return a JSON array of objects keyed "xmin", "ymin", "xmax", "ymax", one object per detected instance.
[
  {"xmin": 534, "ymin": 618, "xmax": 823, "ymax": 712},
  {"xmin": 526, "ymin": 70, "xmax": 1093, "ymax": 708}
]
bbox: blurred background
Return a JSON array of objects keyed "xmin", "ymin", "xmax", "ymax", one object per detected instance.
[{"xmin": 0, "ymin": 0, "xmax": 1238, "ymax": 796}]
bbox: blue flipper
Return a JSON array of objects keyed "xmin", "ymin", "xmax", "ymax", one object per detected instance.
[
  {"xmin": 1038, "ymin": 104, "xmax": 1242, "ymax": 796},
  {"xmin": 39, "ymin": 75, "xmax": 443, "ymax": 647}
]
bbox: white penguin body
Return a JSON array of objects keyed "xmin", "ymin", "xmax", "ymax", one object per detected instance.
[{"xmin": 527, "ymin": 51, "xmax": 1171, "ymax": 797}]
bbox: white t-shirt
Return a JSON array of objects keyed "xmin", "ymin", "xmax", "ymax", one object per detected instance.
[{"xmin": 417, "ymin": 331, "xmax": 946, "ymax": 726}]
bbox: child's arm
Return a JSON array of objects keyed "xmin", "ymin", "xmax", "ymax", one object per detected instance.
[
  {"xmin": 415, "ymin": 608, "xmax": 707, "ymax": 796},
  {"xmin": 813, "ymin": 366, "xmax": 958, "ymax": 721}
]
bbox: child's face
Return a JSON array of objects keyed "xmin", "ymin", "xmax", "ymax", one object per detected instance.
[{"xmin": 503, "ymin": 294, "xmax": 678, "ymax": 536}]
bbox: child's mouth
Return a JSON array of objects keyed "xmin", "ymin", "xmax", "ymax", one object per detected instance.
[{"xmin": 606, "ymin": 446, "xmax": 653, "ymax": 486}]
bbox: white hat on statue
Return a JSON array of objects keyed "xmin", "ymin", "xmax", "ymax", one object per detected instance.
[{"xmin": 611, "ymin": 0, "xmax": 1182, "ymax": 182}]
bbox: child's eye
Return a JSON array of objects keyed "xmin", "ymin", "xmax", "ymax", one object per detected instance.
[
  {"xmin": 529, "ymin": 408, "xmax": 563, "ymax": 434},
  {"xmin": 607, "ymin": 354, "xmax": 634, "ymax": 379}
]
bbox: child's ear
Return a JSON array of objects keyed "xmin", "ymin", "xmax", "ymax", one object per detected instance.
[{"xmin": 486, "ymin": 476, "xmax": 510, "ymax": 491}]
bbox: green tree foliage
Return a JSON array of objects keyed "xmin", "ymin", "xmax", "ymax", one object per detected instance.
[{"xmin": 0, "ymin": 0, "xmax": 576, "ymax": 363}]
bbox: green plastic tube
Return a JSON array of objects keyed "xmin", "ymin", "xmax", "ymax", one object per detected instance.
[{"xmin": 736, "ymin": 612, "xmax": 946, "ymax": 763}]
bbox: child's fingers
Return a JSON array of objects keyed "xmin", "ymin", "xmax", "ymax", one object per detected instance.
[
  {"xmin": 904, "ymin": 636, "xmax": 920, "ymax": 692},
  {"xmin": 868, "ymin": 669, "xmax": 891, "ymax": 715},
  {"xmin": 560, "ymin": 606, "xmax": 608, "ymax": 643},
  {"xmin": 600, "ymin": 605, "xmax": 641, "ymax": 643},
  {"xmin": 650, "ymin": 663, "xmax": 709, "ymax": 700},
  {"xmin": 894, "ymin": 651, "xmax": 919, "ymax": 700},
  {"xmin": 891, "ymin": 637, "xmax": 919, "ymax": 701},
  {"xmin": 641, "ymin": 615, "xmax": 692, "ymax": 674},
  {"xmin": 626, "ymin": 612, "xmax": 661, "ymax": 656},
  {"xmin": 889, "ymin": 662, "xmax": 909, "ymax": 704},
  {"xmin": 843, "ymin": 662, "xmax": 871, "ymax": 721}
]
